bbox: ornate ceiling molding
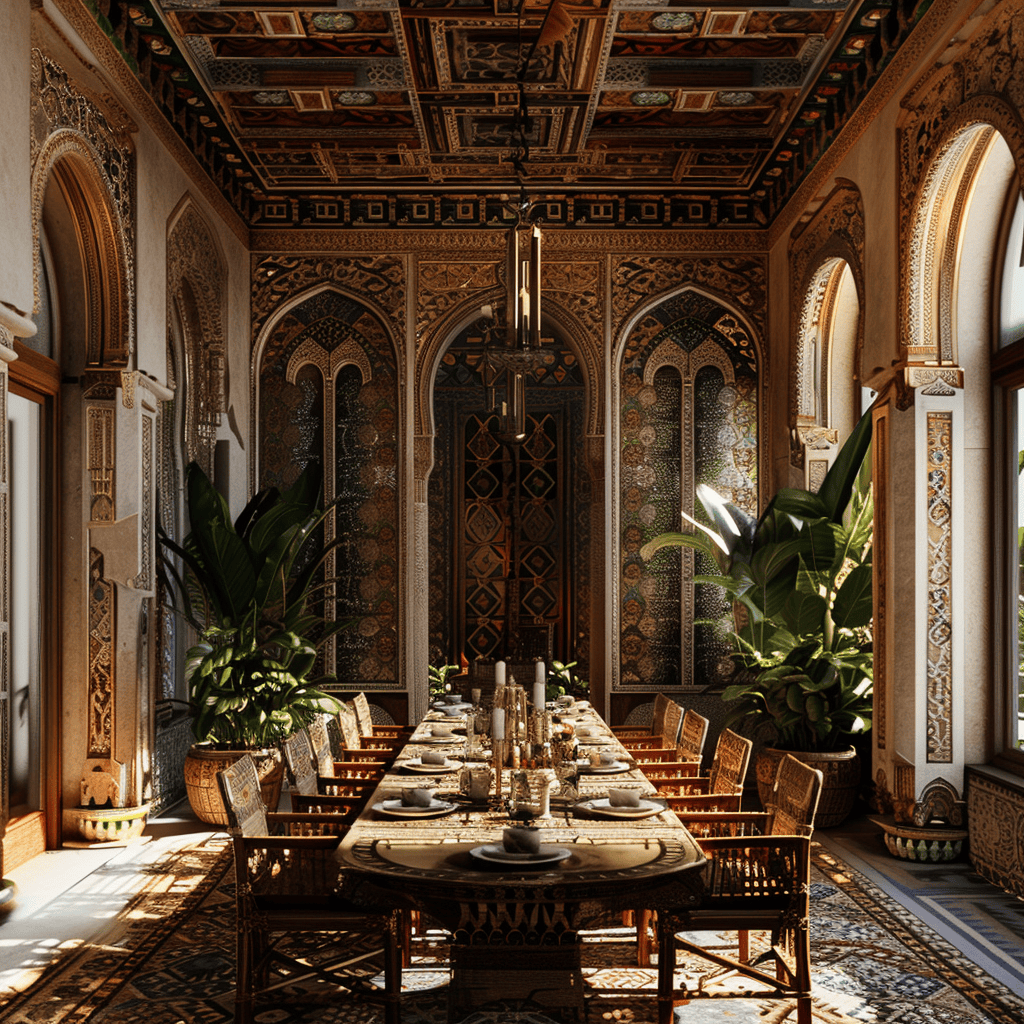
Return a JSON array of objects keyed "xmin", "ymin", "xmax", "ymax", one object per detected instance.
[{"xmin": 47, "ymin": 0, "xmax": 249, "ymax": 246}]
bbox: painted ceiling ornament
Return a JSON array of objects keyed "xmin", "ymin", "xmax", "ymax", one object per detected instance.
[
  {"xmin": 632, "ymin": 91, "xmax": 671, "ymax": 107},
  {"xmin": 311, "ymin": 13, "xmax": 357, "ymax": 34},
  {"xmin": 652, "ymin": 13, "xmax": 695, "ymax": 33}
]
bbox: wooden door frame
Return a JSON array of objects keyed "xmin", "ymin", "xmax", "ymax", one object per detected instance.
[{"xmin": 4, "ymin": 342, "xmax": 62, "ymax": 866}]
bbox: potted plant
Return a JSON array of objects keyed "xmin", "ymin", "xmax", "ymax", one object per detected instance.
[
  {"xmin": 641, "ymin": 411, "xmax": 874, "ymax": 826},
  {"xmin": 545, "ymin": 659, "xmax": 589, "ymax": 703},
  {"xmin": 158, "ymin": 460, "xmax": 344, "ymax": 824}
]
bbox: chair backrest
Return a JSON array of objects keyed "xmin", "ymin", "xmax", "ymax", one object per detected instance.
[
  {"xmin": 677, "ymin": 709, "xmax": 709, "ymax": 761},
  {"xmin": 308, "ymin": 715, "xmax": 335, "ymax": 777},
  {"xmin": 767, "ymin": 754, "xmax": 823, "ymax": 836},
  {"xmin": 337, "ymin": 701, "xmax": 362, "ymax": 750},
  {"xmin": 282, "ymin": 730, "xmax": 319, "ymax": 797},
  {"xmin": 352, "ymin": 692, "xmax": 374, "ymax": 738},
  {"xmin": 707, "ymin": 728, "xmax": 753, "ymax": 795},
  {"xmin": 650, "ymin": 693, "xmax": 671, "ymax": 737},
  {"xmin": 217, "ymin": 754, "xmax": 269, "ymax": 836},
  {"xmin": 660, "ymin": 700, "xmax": 684, "ymax": 747}
]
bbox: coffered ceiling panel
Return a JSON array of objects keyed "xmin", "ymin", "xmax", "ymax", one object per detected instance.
[{"xmin": 88, "ymin": 2, "xmax": 930, "ymax": 229}]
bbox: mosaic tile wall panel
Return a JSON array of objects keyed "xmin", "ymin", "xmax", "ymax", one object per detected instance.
[
  {"xmin": 258, "ymin": 289, "xmax": 398, "ymax": 688},
  {"xmin": 619, "ymin": 292, "xmax": 758, "ymax": 691},
  {"xmin": 431, "ymin": 322, "xmax": 587, "ymax": 675},
  {"xmin": 620, "ymin": 369, "xmax": 682, "ymax": 688}
]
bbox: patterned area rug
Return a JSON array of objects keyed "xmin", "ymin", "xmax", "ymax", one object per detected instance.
[{"xmin": 2, "ymin": 835, "xmax": 1022, "ymax": 1024}]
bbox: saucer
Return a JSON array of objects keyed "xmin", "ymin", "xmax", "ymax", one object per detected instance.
[
  {"xmin": 577, "ymin": 760, "xmax": 630, "ymax": 774},
  {"xmin": 374, "ymin": 798, "xmax": 458, "ymax": 819},
  {"xmin": 469, "ymin": 844, "xmax": 571, "ymax": 868},
  {"xmin": 400, "ymin": 758, "xmax": 463, "ymax": 773},
  {"xmin": 573, "ymin": 797, "xmax": 666, "ymax": 819}
]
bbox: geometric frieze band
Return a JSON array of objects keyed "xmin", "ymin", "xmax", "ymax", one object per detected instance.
[{"xmin": 926, "ymin": 410, "xmax": 953, "ymax": 763}]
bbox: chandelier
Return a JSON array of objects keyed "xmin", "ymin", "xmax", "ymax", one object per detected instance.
[{"xmin": 479, "ymin": 208, "xmax": 552, "ymax": 445}]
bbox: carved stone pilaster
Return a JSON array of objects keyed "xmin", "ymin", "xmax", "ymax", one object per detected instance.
[{"xmin": 895, "ymin": 364, "xmax": 965, "ymax": 410}]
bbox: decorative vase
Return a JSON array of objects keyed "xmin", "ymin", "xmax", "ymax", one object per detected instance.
[
  {"xmin": 74, "ymin": 803, "xmax": 151, "ymax": 843},
  {"xmin": 183, "ymin": 744, "xmax": 284, "ymax": 826},
  {"xmin": 755, "ymin": 746, "xmax": 862, "ymax": 828}
]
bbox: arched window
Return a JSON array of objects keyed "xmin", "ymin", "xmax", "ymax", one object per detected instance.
[{"xmin": 995, "ymin": 172, "xmax": 1024, "ymax": 760}]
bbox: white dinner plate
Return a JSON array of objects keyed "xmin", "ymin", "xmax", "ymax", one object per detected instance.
[
  {"xmin": 575, "ymin": 735, "xmax": 606, "ymax": 745},
  {"xmin": 400, "ymin": 758, "xmax": 463, "ymax": 773},
  {"xmin": 469, "ymin": 844, "xmax": 571, "ymax": 868},
  {"xmin": 374, "ymin": 798, "xmax": 458, "ymax": 819},
  {"xmin": 417, "ymin": 735, "xmax": 463, "ymax": 744},
  {"xmin": 577, "ymin": 760, "xmax": 630, "ymax": 774},
  {"xmin": 574, "ymin": 797, "xmax": 666, "ymax": 820},
  {"xmin": 432, "ymin": 702, "xmax": 472, "ymax": 711}
]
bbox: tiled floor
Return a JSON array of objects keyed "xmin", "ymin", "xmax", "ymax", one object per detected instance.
[
  {"xmin": 1, "ymin": 805, "xmax": 1022, "ymax": 1005},
  {"xmin": 818, "ymin": 817, "xmax": 1024, "ymax": 998}
]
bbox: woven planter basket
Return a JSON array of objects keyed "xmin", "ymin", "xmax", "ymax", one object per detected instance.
[
  {"xmin": 755, "ymin": 746, "xmax": 862, "ymax": 828},
  {"xmin": 184, "ymin": 744, "xmax": 284, "ymax": 826}
]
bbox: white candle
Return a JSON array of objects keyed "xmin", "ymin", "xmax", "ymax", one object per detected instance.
[
  {"xmin": 535, "ymin": 660, "xmax": 545, "ymax": 684},
  {"xmin": 495, "ymin": 660, "xmax": 506, "ymax": 686},
  {"xmin": 492, "ymin": 707, "xmax": 505, "ymax": 741},
  {"xmin": 533, "ymin": 680, "xmax": 546, "ymax": 711}
]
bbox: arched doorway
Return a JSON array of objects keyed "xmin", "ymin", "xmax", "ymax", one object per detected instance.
[{"xmin": 428, "ymin": 317, "xmax": 589, "ymax": 681}]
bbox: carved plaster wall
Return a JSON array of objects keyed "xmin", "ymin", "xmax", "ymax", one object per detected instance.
[
  {"xmin": 28, "ymin": 43, "xmax": 171, "ymax": 830},
  {"xmin": 166, "ymin": 198, "xmax": 227, "ymax": 476},
  {"xmin": 29, "ymin": 48, "xmax": 135, "ymax": 366}
]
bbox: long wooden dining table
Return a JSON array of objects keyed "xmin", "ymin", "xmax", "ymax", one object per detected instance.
[{"xmin": 334, "ymin": 700, "xmax": 707, "ymax": 1021}]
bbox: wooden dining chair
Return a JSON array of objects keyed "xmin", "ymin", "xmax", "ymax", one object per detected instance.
[
  {"xmin": 655, "ymin": 754, "xmax": 823, "ymax": 1024},
  {"xmin": 217, "ymin": 754, "xmax": 402, "ymax": 1024},
  {"xmin": 282, "ymin": 729, "xmax": 376, "ymax": 814},
  {"xmin": 335, "ymin": 701, "xmax": 397, "ymax": 768},
  {"xmin": 306, "ymin": 716, "xmax": 385, "ymax": 793},
  {"xmin": 612, "ymin": 692, "xmax": 671, "ymax": 739},
  {"xmin": 352, "ymin": 691, "xmax": 413, "ymax": 742},
  {"xmin": 618, "ymin": 699, "xmax": 684, "ymax": 759},
  {"xmin": 660, "ymin": 728, "xmax": 753, "ymax": 809},
  {"xmin": 634, "ymin": 729, "xmax": 754, "ymax": 965}
]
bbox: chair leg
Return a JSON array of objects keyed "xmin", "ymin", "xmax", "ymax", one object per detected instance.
[
  {"xmin": 383, "ymin": 911, "xmax": 403, "ymax": 1024},
  {"xmin": 738, "ymin": 928, "xmax": 749, "ymax": 962},
  {"xmin": 796, "ymin": 994, "xmax": 812, "ymax": 1024},
  {"xmin": 636, "ymin": 909, "xmax": 652, "ymax": 967},
  {"xmin": 236, "ymin": 924, "xmax": 255, "ymax": 1024},
  {"xmin": 656, "ymin": 917, "xmax": 676, "ymax": 1024}
]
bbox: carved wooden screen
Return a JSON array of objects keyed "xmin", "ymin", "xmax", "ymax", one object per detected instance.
[
  {"xmin": 619, "ymin": 290, "xmax": 758, "ymax": 691},
  {"xmin": 430, "ymin": 323, "xmax": 588, "ymax": 676},
  {"xmin": 258, "ymin": 290, "xmax": 399, "ymax": 689}
]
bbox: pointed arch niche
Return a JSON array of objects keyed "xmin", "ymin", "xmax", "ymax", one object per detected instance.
[
  {"xmin": 255, "ymin": 288, "xmax": 400, "ymax": 690},
  {"xmin": 617, "ymin": 289, "xmax": 760, "ymax": 693},
  {"xmin": 427, "ymin": 311, "xmax": 590, "ymax": 679},
  {"xmin": 166, "ymin": 197, "xmax": 227, "ymax": 478},
  {"xmin": 788, "ymin": 182, "xmax": 865, "ymax": 486}
]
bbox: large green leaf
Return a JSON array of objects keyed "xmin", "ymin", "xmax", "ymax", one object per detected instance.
[
  {"xmin": 817, "ymin": 408, "xmax": 873, "ymax": 524},
  {"xmin": 831, "ymin": 563, "xmax": 874, "ymax": 630}
]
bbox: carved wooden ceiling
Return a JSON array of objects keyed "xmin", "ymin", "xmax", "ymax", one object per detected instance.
[{"xmin": 93, "ymin": 2, "xmax": 929, "ymax": 229}]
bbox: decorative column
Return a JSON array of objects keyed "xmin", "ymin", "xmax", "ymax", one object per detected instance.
[
  {"xmin": 874, "ymin": 365, "xmax": 968, "ymax": 822},
  {"xmin": 67, "ymin": 370, "xmax": 171, "ymax": 841}
]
